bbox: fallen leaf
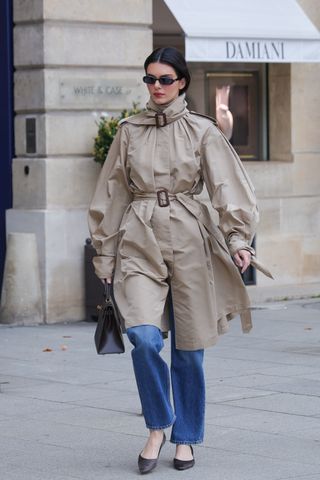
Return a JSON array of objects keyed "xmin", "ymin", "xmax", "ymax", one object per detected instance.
[
  {"xmin": 60, "ymin": 345, "xmax": 68, "ymax": 351},
  {"xmin": 42, "ymin": 347, "xmax": 53, "ymax": 352},
  {"xmin": 304, "ymin": 327, "xmax": 312, "ymax": 331}
]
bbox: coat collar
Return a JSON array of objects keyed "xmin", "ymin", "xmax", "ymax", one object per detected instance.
[{"xmin": 121, "ymin": 94, "xmax": 189, "ymax": 128}]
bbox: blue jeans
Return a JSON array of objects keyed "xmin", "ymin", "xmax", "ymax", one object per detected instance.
[{"xmin": 126, "ymin": 320, "xmax": 205, "ymax": 444}]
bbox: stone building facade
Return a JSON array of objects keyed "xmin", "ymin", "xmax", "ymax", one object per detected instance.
[{"xmin": 2, "ymin": 0, "xmax": 320, "ymax": 323}]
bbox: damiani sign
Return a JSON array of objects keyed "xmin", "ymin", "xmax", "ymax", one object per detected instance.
[{"xmin": 226, "ymin": 41, "xmax": 285, "ymax": 61}]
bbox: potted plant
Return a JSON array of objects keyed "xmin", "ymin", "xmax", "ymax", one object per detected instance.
[{"xmin": 93, "ymin": 103, "xmax": 142, "ymax": 166}]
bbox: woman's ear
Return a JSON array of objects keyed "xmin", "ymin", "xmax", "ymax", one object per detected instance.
[{"xmin": 179, "ymin": 78, "xmax": 186, "ymax": 91}]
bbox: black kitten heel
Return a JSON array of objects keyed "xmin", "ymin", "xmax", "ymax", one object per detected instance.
[
  {"xmin": 138, "ymin": 432, "xmax": 166, "ymax": 474},
  {"xmin": 173, "ymin": 445, "xmax": 195, "ymax": 471}
]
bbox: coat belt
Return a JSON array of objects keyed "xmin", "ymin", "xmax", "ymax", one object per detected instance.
[{"xmin": 133, "ymin": 190, "xmax": 194, "ymax": 207}]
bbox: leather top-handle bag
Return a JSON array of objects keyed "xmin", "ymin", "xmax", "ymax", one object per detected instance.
[{"xmin": 94, "ymin": 283, "xmax": 125, "ymax": 354}]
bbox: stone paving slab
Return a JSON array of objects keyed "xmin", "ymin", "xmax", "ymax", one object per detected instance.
[
  {"xmin": 203, "ymin": 424, "xmax": 320, "ymax": 465},
  {"xmin": 206, "ymin": 383, "xmax": 276, "ymax": 402},
  {"xmin": 0, "ymin": 412, "xmax": 145, "ymax": 449},
  {"xmin": 3, "ymin": 379, "xmax": 134, "ymax": 403},
  {"xmin": 224, "ymin": 372, "xmax": 320, "ymax": 388},
  {"xmin": 252, "ymin": 378, "xmax": 320, "ymax": 396},
  {"xmin": 281, "ymin": 475, "xmax": 320, "ymax": 480},
  {"xmin": 206, "ymin": 406, "xmax": 320, "ymax": 436},
  {"xmin": 210, "ymin": 344, "xmax": 320, "ymax": 367},
  {"xmin": 247, "ymin": 363, "xmax": 320, "ymax": 378},
  {"xmin": 32, "ymin": 405, "xmax": 144, "ymax": 434},
  {"xmin": 221, "ymin": 391, "xmax": 320, "ymax": 416},
  {"xmin": 0, "ymin": 393, "xmax": 80, "ymax": 417}
]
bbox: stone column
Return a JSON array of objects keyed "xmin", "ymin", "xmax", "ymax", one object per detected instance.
[{"xmin": 9, "ymin": 0, "xmax": 152, "ymax": 322}]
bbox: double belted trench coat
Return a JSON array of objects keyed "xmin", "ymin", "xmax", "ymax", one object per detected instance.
[{"xmin": 88, "ymin": 94, "xmax": 263, "ymax": 350}]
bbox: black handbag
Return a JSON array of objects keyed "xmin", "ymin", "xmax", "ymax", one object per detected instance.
[{"xmin": 94, "ymin": 283, "xmax": 125, "ymax": 354}]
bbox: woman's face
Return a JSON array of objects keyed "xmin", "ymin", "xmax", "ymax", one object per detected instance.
[{"xmin": 145, "ymin": 62, "xmax": 186, "ymax": 105}]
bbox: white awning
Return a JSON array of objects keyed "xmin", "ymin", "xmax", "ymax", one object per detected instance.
[{"xmin": 163, "ymin": 0, "xmax": 320, "ymax": 62}]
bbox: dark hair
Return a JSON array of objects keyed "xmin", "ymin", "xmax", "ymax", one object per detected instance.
[{"xmin": 144, "ymin": 47, "xmax": 191, "ymax": 95}]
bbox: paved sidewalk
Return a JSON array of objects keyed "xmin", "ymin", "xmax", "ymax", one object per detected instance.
[{"xmin": 1, "ymin": 299, "xmax": 320, "ymax": 480}]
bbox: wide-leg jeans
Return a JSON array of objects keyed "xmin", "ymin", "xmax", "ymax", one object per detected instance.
[{"xmin": 126, "ymin": 319, "xmax": 205, "ymax": 444}]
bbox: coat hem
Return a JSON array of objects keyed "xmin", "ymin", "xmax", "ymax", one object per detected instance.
[{"xmin": 173, "ymin": 304, "xmax": 252, "ymax": 351}]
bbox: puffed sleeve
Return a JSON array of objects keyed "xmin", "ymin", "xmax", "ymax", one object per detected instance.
[
  {"xmin": 201, "ymin": 124, "xmax": 259, "ymax": 256},
  {"xmin": 88, "ymin": 125, "xmax": 132, "ymax": 279}
]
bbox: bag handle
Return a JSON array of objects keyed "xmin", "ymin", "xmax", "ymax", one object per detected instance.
[{"xmin": 104, "ymin": 282, "xmax": 111, "ymax": 301}]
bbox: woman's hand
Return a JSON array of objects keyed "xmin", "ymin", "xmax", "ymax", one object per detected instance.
[
  {"xmin": 101, "ymin": 278, "xmax": 113, "ymax": 285},
  {"xmin": 233, "ymin": 249, "xmax": 251, "ymax": 274}
]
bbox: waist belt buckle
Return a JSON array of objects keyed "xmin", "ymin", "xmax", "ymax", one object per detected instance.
[{"xmin": 157, "ymin": 189, "xmax": 170, "ymax": 207}]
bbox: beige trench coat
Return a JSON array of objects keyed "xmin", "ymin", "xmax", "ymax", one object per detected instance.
[{"xmin": 88, "ymin": 94, "xmax": 260, "ymax": 350}]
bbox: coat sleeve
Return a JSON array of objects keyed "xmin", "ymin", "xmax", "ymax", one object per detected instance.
[
  {"xmin": 201, "ymin": 124, "xmax": 259, "ymax": 256},
  {"xmin": 88, "ymin": 125, "xmax": 132, "ymax": 279}
]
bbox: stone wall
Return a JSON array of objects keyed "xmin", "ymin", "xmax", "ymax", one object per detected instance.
[
  {"xmin": 186, "ymin": 0, "xmax": 320, "ymax": 293},
  {"xmin": 247, "ymin": 0, "xmax": 320, "ymax": 288},
  {"xmin": 8, "ymin": 0, "xmax": 152, "ymax": 322}
]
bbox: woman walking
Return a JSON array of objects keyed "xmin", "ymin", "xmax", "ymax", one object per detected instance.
[{"xmin": 88, "ymin": 47, "xmax": 260, "ymax": 474}]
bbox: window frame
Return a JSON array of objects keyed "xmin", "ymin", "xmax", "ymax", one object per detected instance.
[{"xmin": 205, "ymin": 63, "xmax": 269, "ymax": 161}]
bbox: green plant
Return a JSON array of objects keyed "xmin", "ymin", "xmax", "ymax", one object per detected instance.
[{"xmin": 93, "ymin": 103, "xmax": 142, "ymax": 166}]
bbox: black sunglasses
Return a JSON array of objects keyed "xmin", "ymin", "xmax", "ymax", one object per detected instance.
[{"xmin": 143, "ymin": 75, "xmax": 180, "ymax": 86}]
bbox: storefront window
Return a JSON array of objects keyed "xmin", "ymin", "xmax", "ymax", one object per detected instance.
[{"xmin": 207, "ymin": 71, "xmax": 262, "ymax": 160}]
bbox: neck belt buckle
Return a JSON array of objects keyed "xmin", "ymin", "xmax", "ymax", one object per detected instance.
[
  {"xmin": 155, "ymin": 112, "xmax": 167, "ymax": 128},
  {"xmin": 157, "ymin": 189, "xmax": 170, "ymax": 207}
]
